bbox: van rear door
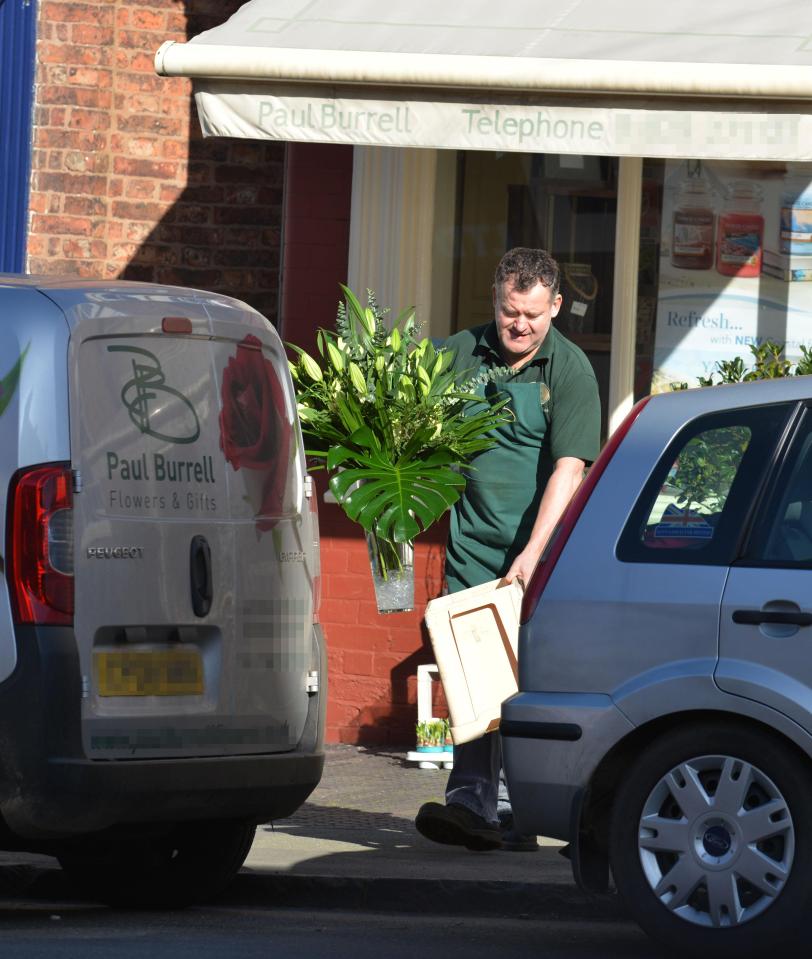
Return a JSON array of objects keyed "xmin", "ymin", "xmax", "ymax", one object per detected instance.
[{"xmin": 66, "ymin": 287, "xmax": 315, "ymax": 759}]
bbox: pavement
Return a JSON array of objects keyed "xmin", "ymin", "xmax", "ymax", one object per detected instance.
[{"xmin": 0, "ymin": 745, "xmax": 624, "ymax": 920}]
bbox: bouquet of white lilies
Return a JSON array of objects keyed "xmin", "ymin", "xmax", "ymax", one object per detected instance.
[{"xmin": 288, "ymin": 286, "xmax": 510, "ymax": 600}]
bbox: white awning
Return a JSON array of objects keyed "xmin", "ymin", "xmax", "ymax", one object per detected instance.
[{"xmin": 155, "ymin": 0, "xmax": 812, "ymax": 160}]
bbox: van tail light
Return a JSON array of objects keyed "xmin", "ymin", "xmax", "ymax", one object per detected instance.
[
  {"xmin": 305, "ymin": 475, "xmax": 321, "ymax": 622},
  {"xmin": 520, "ymin": 397, "xmax": 651, "ymax": 624},
  {"xmin": 7, "ymin": 463, "xmax": 74, "ymax": 626}
]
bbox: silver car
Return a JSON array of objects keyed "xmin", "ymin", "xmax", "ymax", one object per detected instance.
[{"xmin": 502, "ymin": 376, "xmax": 812, "ymax": 955}]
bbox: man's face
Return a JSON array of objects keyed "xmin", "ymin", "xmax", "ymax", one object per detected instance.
[{"xmin": 493, "ymin": 278, "xmax": 562, "ymax": 368}]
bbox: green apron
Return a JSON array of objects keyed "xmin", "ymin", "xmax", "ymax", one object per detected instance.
[{"xmin": 445, "ymin": 380, "xmax": 552, "ymax": 593}]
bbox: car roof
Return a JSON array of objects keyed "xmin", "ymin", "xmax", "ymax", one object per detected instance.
[
  {"xmin": 0, "ymin": 275, "xmax": 259, "ymax": 330},
  {"xmin": 0, "ymin": 274, "xmax": 176, "ymax": 291},
  {"xmin": 646, "ymin": 376, "xmax": 812, "ymax": 419}
]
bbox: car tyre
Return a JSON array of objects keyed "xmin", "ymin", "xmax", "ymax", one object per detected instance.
[
  {"xmin": 609, "ymin": 722, "xmax": 812, "ymax": 957},
  {"xmin": 58, "ymin": 819, "xmax": 256, "ymax": 909}
]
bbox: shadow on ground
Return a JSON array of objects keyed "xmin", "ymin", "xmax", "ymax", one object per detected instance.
[{"xmin": 265, "ymin": 804, "xmax": 422, "ymax": 847}]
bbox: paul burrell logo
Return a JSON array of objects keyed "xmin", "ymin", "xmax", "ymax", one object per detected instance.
[{"xmin": 108, "ymin": 345, "xmax": 200, "ymax": 444}]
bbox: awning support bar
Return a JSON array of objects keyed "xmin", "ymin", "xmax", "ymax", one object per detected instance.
[{"xmin": 155, "ymin": 41, "xmax": 812, "ymax": 101}]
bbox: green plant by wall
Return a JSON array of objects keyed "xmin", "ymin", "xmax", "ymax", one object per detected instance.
[{"xmin": 672, "ymin": 340, "xmax": 812, "ymax": 389}]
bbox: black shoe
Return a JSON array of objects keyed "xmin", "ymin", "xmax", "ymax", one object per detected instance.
[
  {"xmin": 415, "ymin": 802, "xmax": 502, "ymax": 851},
  {"xmin": 497, "ymin": 813, "xmax": 539, "ymax": 852},
  {"xmin": 499, "ymin": 824, "xmax": 539, "ymax": 852}
]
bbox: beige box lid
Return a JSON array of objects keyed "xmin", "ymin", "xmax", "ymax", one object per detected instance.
[{"xmin": 424, "ymin": 579, "xmax": 523, "ymax": 746}]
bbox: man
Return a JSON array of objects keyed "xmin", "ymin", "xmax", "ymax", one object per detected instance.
[{"xmin": 415, "ymin": 247, "xmax": 601, "ymax": 851}]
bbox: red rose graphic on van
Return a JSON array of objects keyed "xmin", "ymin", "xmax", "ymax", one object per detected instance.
[{"xmin": 219, "ymin": 335, "xmax": 292, "ymax": 532}]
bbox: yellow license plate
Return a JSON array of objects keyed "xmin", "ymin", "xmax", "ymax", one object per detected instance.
[{"xmin": 95, "ymin": 649, "xmax": 204, "ymax": 697}]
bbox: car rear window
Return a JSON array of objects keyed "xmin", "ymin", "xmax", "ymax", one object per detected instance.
[{"xmin": 617, "ymin": 402, "xmax": 794, "ymax": 565}]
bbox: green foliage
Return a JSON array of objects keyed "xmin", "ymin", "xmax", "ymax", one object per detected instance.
[
  {"xmin": 672, "ymin": 426, "xmax": 751, "ymax": 515},
  {"xmin": 713, "ymin": 356, "xmax": 747, "ymax": 385},
  {"xmin": 667, "ymin": 340, "xmax": 804, "ymax": 515},
  {"xmin": 416, "ymin": 718, "xmax": 450, "ymax": 748},
  {"xmin": 680, "ymin": 340, "xmax": 808, "ymax": 387},
  {"xmin": 289, "ymin": 286, "xmax": 511, "ymax": 554},
  {"xmin": 795, "ymin": 344, "xmax": 812, "ymax": 377}
]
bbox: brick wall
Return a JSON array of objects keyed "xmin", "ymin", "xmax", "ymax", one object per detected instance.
[
  {"xmin": 281, "ymin": 143, "xmax": 447, "ymax": 747},
  {"xmin": 319, "ymin": 495, "xmax": 449, "ymax": 746},
  {"xmin": 29, "ymin": 0, "xmax": 283, "ymax": 321}
]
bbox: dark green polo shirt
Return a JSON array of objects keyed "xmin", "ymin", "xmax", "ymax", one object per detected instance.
[
  {"xmin": 444, "ymin": 322, "xmax": 601, "ymax": 466},
  {"xmin": 440, "ymin": 322, "xmax": 601, "ymax": 590}
]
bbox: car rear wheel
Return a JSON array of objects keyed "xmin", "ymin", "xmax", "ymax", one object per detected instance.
[
  {"xmin": 58, "ymin": 819, "xmax": 256, "ymax": 909},
  {"xmin": 609, "ymin": 723, "xmax": 812, "ymax": 956}
]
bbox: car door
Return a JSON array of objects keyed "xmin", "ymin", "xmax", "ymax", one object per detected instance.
[
  {"xmin": 717, "ymin": 403, "xmax": 812, "ymax": 733},
  {"xmin": 523, "ymin": 400, "xmax": 792, "ymax": 700}
]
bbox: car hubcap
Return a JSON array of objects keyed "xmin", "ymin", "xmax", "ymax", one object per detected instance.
[{"xmin": 637, "ymin": 755, "xmax": 794, "ymax": 928}]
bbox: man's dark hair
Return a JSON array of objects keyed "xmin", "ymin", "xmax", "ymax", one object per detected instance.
[{"xmin": 494, "ymin": 247, "xmax": 560, "ymax": 298}]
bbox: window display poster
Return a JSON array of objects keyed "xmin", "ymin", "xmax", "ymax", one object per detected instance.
[{"xmin": 652, "ymin": 159, "xmax": 812, "ymax": 392}]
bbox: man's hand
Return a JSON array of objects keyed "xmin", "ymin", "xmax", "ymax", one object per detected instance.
[
  {"xmin": 504, "ymin": 542, "xmax": 545, "ymax": 590},
  {"xmin": 504, "ymin": 456, "xmax": 587, "ymax": 587}
]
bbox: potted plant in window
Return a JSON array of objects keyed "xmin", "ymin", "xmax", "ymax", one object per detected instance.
[{"xmin": 289, "ymin": 286, "xmax": 510, "ymax": 613}]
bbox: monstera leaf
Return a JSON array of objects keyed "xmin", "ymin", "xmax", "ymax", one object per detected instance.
[{"xmin": 328, "ymin": 427, "xmax": 465, "ymax": 543}]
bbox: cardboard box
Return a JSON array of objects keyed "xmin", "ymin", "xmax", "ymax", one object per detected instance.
[{"xmin": 424, "ymin": 579, "xmax": 523, "ymax": 745}]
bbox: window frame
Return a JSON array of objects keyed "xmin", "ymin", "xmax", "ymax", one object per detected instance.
[{"xmin": 738, "ymin": 403, "xmax": 812, "ymax": 570}]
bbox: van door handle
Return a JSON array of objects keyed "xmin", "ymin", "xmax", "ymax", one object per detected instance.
[
  {"xmin": 190, "ymin": 535, "xmax": 212, "ymax": 618},
  {"xmin": 732, "ymin": 609, "xmax": 812, "ymax": 627}
]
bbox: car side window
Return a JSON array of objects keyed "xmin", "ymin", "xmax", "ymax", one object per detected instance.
[
  {"xmin": 618, "ymin": 403, "xmax": 793, "ymax": 565},
  {"xmin": 746, "ymin": 410, "xmax": 812, "ymax": 566},
  {"xmin": 641, "ymin": 425, "xmax": 751, "ymax": 550}
]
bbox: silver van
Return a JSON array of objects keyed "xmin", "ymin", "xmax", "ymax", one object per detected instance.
[
  {"xmin": 502, "ymin": 376, "xmax": 812, "ymax": 955},
  {"xmin": 0, "ymin": 277, "xmax": 324, "ymax": 906}
]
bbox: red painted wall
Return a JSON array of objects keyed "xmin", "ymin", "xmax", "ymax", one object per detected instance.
[
  {"xmin": 281, "ymin": 142, "xmax": 447, "ymax": 747},
  {"xmin": 318, "ymin": 482, "xmax": 448, "ymax": 746}
]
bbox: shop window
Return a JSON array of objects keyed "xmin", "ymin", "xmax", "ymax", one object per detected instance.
[
  {"xmin": 634, "ymin": 158, "xmax": 812, "ymax": 399},
  {"xmin": 453, "ymin": 151, "xmax": 618, "ymax": 438}
]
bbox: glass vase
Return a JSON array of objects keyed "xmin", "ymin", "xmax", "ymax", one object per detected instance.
[{"xmin": 365, "ymin": 530, "xmax": 414, "ymax": 614}]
